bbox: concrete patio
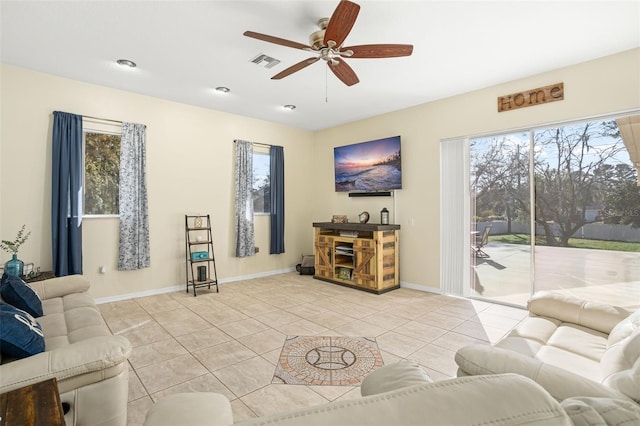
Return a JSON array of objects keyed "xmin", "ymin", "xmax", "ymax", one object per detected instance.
[{"xmin": 472, "ymin": 243, "xmax": 640, "ymax": 310}]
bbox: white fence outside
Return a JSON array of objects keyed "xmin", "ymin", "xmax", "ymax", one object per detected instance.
[{"xmin": 476, "ymin": 221, "xmax": 640, "ymax": 243}]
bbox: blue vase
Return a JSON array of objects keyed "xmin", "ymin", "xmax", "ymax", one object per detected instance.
[{"xmin": 4, "ymin": 254, "xmax": 24, "ymax": 277}]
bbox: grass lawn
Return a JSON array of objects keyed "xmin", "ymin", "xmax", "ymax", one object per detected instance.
[{"xmin": 488, "ymin": 233, "xmax": 640, "ymax": 252}]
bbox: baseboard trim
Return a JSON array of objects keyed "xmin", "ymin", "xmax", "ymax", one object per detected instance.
[
  {"xmin": 94, "ymin": 267, "xmax": 296, "ymax": 304},
  {"xmin": 400, "ymin": 280, "xmax": 443, "ymax": 295}
]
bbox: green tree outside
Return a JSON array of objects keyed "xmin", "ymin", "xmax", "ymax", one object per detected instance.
[
  {"xmin": 471, "ymin": 116, "xmax": 639, "ymax": 247},
  {"xmin": 85, "ymin": 132, "xmax": 120, "ymax": 215}
]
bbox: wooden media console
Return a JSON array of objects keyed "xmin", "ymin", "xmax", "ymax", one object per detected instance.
[{"xmin": 312, "ymin": 222, "xmax": 400, "ymax": 294}]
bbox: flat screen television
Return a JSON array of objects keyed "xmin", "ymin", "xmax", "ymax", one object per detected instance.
[{"xmin": 334, "ymin": 136, "xmax": 402, "ymax": 192}]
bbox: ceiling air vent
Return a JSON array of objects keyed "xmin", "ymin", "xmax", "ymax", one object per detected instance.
[{"xmin": 250, "ymin": 54, "xmax": 281, "ymax": 69}]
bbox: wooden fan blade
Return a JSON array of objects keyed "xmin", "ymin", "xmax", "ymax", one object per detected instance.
[
  {"xmin": 271, "ymin": 57, "xmax": 320, "ymax": 80},
  {"xmin": 243, "ymin": 31, "xmax": 310, "ymax": 50},
  {"xmin": 328, "ymin": 59, "xmax": 359, "ymax": 86},
  {"xmin": 343, "ymin": 44, "xmax": 414, "ymax": 58},
  {"xmin": 324, "ymin": 0, "xmax": 360, "ymax": 48}
]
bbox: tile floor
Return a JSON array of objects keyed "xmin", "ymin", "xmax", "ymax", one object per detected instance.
[{"xmin": 98, "ymin": 272, "xmax": 528, "ymax": 425}]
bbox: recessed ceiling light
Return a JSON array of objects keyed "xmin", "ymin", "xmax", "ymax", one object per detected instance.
[
  {"xmin": 116, "ymin": 59, "xmax": 137, "ymax": 68},
  {"xmin": 215, "ymin": 86, "xmax": 230, "ymax": 93},
  {"xmin": 283, "ymin": 105, "xmax": 296, "ymax": 110}
]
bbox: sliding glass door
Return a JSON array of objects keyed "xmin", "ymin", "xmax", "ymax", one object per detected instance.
[
  {"xmin": 469, "ymin": 132, "xmax": 532, "ymax": 304},
  {"xmin": 531, "ymin": 118, "xmax": 640, "ymax": 308},
  {"xmin": 467, "ymin": 114, "xmax": 640, "ymax": 308}
]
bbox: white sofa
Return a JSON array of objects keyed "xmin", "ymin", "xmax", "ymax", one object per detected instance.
[
  {"xmin": 144, "ymin": 363, "xmax": 640, "ymax": 426},
  {"xmin": 144, "ymin": 361, "xmax": 574, "ymax": 425},
  {"xmin": 0, "ymin": 275, "xmax": 132, "ymax": 426},
  {"xmin": 455, "ymin": 291, "xmax": 640, "ymax": 423}
]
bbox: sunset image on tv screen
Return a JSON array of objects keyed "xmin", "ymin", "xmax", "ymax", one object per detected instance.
[{"xmin": 334, "ymin": 136, "xmax": 401, "ymax": 192}]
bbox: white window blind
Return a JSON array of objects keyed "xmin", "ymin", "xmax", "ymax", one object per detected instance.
[{"xmin": 440, "ymin": 138, "xmax": 470, "ymax": 296}]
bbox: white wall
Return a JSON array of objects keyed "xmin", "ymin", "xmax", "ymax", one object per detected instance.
[
  {"xmin": 0, "ymin": 65, "xmax": 315, "ymax": 299},
  {"xmin": 313, "ymin": 48, "xmax": 640, "ymax": 292}
]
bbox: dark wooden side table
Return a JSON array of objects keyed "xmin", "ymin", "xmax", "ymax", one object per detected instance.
[
  {"xmin": 0, "ymin": 378, "xmax": 65, "ymax": 426},
  {"xmin": 22, "ymin": 271, "xmax": 55, "ymax": 283}
]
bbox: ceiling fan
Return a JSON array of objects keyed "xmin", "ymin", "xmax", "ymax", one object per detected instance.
[{"xmin": 243, "ymin": 0, "xmax": 413, "ymax": 86}]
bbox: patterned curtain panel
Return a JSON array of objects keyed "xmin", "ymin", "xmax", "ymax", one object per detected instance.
[
  {"xmin": 235, "ymin": 140, "xmax": 255, "ymax": 257},
  {"xmin": 118, "ymin": 122, "xmax": 150, "ymax": 270},
  {"xmin": 269, "ymin": 145, "xmax": 285, "ymax": 254},
  {"xmin": 51, "ymin": 111, "xmax": 83, "ymax": 276}
]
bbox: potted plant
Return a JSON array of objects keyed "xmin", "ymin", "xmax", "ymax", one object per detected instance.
[{"xmin": 1, "ymin": 225, "xmax": 31, "ymax": 277}]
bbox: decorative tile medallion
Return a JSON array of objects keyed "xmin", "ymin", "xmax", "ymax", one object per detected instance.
[{"xmin": 273, "ymin": 336, "xmax": 384, "ymax": 386}]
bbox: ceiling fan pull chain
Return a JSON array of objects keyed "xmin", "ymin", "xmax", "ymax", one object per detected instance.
[{"xmin": 325, "ymin": 65, "xmax": 329, "ymax": 103}]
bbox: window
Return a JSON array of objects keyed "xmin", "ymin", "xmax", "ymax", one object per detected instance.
[
  {"xmin": 459, "ymin": 112, "xmax": 639, "ymax": 308},
  {"xmin": 84, "ymin": 131, "xmax": 121, "ymax": 215},
  {"xmin": 252, "ymin": 151, "xmax": 271, "ymax": 214}
]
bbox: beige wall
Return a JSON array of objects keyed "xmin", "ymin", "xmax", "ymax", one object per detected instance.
[
  {"xmin": 1, "ymin": 48, "xmax": 638, "ymax": 299},
  {"xmin": 313, "ymin": 48, "xmax": 640, "ymax": 291},
  {"xmin": 0, "ymin": 65, "xmax": 315, "ymax": 299}
]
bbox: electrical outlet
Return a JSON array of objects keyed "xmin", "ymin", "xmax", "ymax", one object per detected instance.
[{"xmin": 255, "ymin": 247, "xmax": 260, "ymax": 253}]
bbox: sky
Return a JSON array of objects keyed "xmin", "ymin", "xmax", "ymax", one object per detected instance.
[{"xmin": 334, "ymin": 136, "xmax": 400, "ymax": 167}]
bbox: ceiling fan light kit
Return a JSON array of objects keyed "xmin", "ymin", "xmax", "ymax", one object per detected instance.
[
  {"xmin": 243, "ymin": 0, "xmax": 413, "ymax": 87},
  {"xmin": 309, "ymin": 18, "xmax": 330, "ymax": 50}
]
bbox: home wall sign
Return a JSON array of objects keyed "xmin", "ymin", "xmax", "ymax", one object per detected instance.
[{"xmin": 498, "ymin": 82, "xmax": 564, "ymax": 112}]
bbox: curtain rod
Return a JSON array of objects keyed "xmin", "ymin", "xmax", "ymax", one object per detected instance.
[
  {"xmin": 82, "ymin": 114, "xmax": 123, "ymax": 125},
  {"xmin": 234, "ymin": 139, "xmax": 273, "ymax": 148}
]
